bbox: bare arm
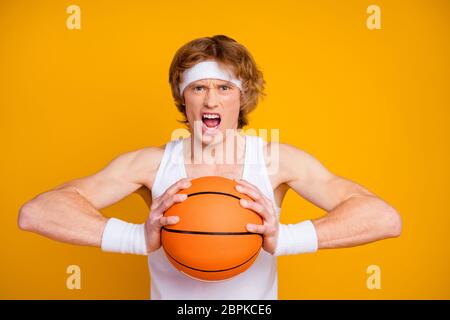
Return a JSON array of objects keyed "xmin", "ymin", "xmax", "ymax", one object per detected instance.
[
  {"xmin": 279, "ymin": 143, "xmax": 402, "ymax": 249},
  {"xmin": 17, "ymin": 147, "xmax": 163, "ymax": 247}
]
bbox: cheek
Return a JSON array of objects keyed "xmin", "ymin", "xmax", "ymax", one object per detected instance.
[
  {"xmin": 184, "ymin": 106, "xmax": 197, "ymax": 123},
  {"xmin": 225, "ymin": 105, "xmax": 240, "ymax": 120},
  {"xmin": 184, "ymin": 95, "xmax": 201, "ymax": 116},
  {"xmin": 222, "ymin": 95, "xmax": 241, "ymax": 121},
  {"xmin": 184, "ymin": 91, "xmax": 204, "ymax": 107}
]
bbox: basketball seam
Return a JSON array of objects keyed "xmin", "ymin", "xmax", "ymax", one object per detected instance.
[
  {"xmin": 164, "ymin": 247, "xmax": 262, "ymax": 273},
  {"xmin": 161, "ymin": 227, "xmax": 262, "ymax": 236},
  {"xmin": 164, "ymin": 191, "xmax": 259, "ymax": 234},
  {"xmin": 187, "ymin": 191, "xmax": 241, "ymax": 200}
]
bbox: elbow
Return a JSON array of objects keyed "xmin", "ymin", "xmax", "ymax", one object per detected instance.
[
  {"xmin": 384, "ymin": 207, "xmax": 402, "ymax": 238},
  {"xmin": 18, "ymin": 201, "xmax": 38, "ymax": 231}
]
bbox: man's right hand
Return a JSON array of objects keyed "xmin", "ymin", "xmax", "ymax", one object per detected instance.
[{"xmin": 144, "ymin": 178, "xmax": 192, "ymax": 254}]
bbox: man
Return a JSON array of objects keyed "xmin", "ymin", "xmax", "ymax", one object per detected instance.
[{"xmin": 18, "ymin": 35, "xmax": 402, "ymax": 299}]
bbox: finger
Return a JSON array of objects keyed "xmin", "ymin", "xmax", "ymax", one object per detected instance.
[
  {"xmin": 150, "ymin": 197, "xmax": 161, "ymax": 210},
  {"xmin": 235, "ymin": 184, "xmax": 262, "ymax": 202},
  {"xmin": 246, "ymin": 223, "xmax": 266, "ymax": 234},
  {"xmin": 160, "ymin": 193, "xmax": 188, "ymax": 212},
  {"xmin": 152, "ymin": 178, "xmax": 191, "ymax": 210},
  {"xmin": 240, "ymin": 198, "xmax": 273, "ymax": 223},
  {"xmin": 235, "ymin": 179, "xmax": 262, "ymax": 193},
  {"xmin": 235, "ymin": 179, "xmax": 269, "ymax": 200},
  {"xmin": 163, "ymin": 178, "xmax": 192, "ymax": 200},
  {"xmin": 159, "ymin": 215, "xmax": 180, "ymax": 227},
  {"xmin": 236, "ymin": 184, "xmax": 273, "ymax": 212},
  {"xmin": 235, "ymin": 179, "xmax": 271, "ymax": 205}
]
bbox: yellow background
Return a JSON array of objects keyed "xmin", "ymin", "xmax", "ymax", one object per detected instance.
[{"xmin": 1, "ymin": 0, "xmax": 449, "ymax": 299}]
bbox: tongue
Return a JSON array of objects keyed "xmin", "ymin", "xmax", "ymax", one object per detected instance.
[{"xmin": 203, "ymin": 118, "xmax": 220, "ymax": 128}]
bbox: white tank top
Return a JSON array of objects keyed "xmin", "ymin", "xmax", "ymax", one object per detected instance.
[{"xmin": 148, "ymin": 134, "xmax": 281, "ymax": 300}]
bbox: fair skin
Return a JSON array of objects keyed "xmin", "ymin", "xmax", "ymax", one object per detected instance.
[{"xmin": 18, "ymin": 70, "xmax": 402, "ymax": 257}]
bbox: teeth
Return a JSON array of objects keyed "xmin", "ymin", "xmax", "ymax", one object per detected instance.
[{"xmin": 202, "ymin": 113, "xmax": 220, "ymax": 119}]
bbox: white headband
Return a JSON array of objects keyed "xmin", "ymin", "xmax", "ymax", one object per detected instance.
[{"xmin": 179, "ymin": 61, "xmax": 242, "ymax": 94}]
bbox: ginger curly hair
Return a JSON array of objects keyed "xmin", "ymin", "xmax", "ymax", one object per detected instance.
[{"xmin": 168, "ymin": 35, "xmax": 266, "ymax": 129}]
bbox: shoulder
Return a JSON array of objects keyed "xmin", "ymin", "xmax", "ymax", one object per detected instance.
[
  {"xmin": 262, "ymin": 140, "xmax": 311, "ymax": 168},
  {"xmin": 262, "ymin": 140, "xmax": 332, "ymax": 185},
  {"xmin": 134, "ymin": 145, "xmax": 166, "ymax": 167},
  {"xmin": 118, "ymin": 144, "xmax": 167, "ymax": 187}
]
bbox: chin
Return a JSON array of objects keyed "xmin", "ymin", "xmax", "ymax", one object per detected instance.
[
  {"xmin": 188, "ymin": 120, "xmax": 219, "ymax": 142},
  {"xmin": 198, "ymin": 130, "xmax": 224, "ymax": 145}
]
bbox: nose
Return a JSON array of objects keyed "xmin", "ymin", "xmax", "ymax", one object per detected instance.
[
  {"xmin": 204, "ymin": 91, "xmax": 219, "ymax": 109},
  {"xmin": 203, "ymin": 82, "xmax": 220, "ymax": 109}
]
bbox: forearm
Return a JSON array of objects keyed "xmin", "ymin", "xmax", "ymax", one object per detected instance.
[
  {"xmin": 18, "ymin": 187, "xmax": 108, "ymax": 247},
  {"xmin": 312, "ymin": 195, "xmax": 402, "ymax": 249}
]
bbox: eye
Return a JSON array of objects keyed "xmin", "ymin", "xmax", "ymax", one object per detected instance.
[
  {"xmin": 193, "ymin": 85, "xmax": 205, "ymax": 92},
  {"xmin": 220, "ymin": 85, "xmax": 230, "ymax": 91}
]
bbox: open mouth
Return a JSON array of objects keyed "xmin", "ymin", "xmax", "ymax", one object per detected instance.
[{"xmin": 201, "ymin": 113, "xmax": 221, "ymax": 130}]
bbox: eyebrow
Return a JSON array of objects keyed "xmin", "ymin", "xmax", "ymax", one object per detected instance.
[{"xmin": 190, "ymin": 81, "xmax": 235, "ymax": 87}]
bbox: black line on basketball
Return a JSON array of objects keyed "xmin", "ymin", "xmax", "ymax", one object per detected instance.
[
  {"xmin": 187, "ymin": 191, "xmax": 241, "ymax": 200},
  {"xmin": 164, "ymin": 247, "xmax": 262, "ymax": 273},
  {"xmin": 162, "ymin": 226, "xmax": 262, "ymax": 236}
]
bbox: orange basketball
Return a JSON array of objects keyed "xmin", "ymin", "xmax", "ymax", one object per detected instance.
[{"xmin": 161, "ymin": 176, "xmax": 263, "ymax": 282}]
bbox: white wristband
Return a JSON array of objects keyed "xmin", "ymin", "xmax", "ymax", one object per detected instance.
[
  {"xmin": 101, "ymin": 218, "xmax": 148, "ymax": 255},
  {"xmin": 273, "ymin": 220, "xmax": 319, "ymax": 256}
]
